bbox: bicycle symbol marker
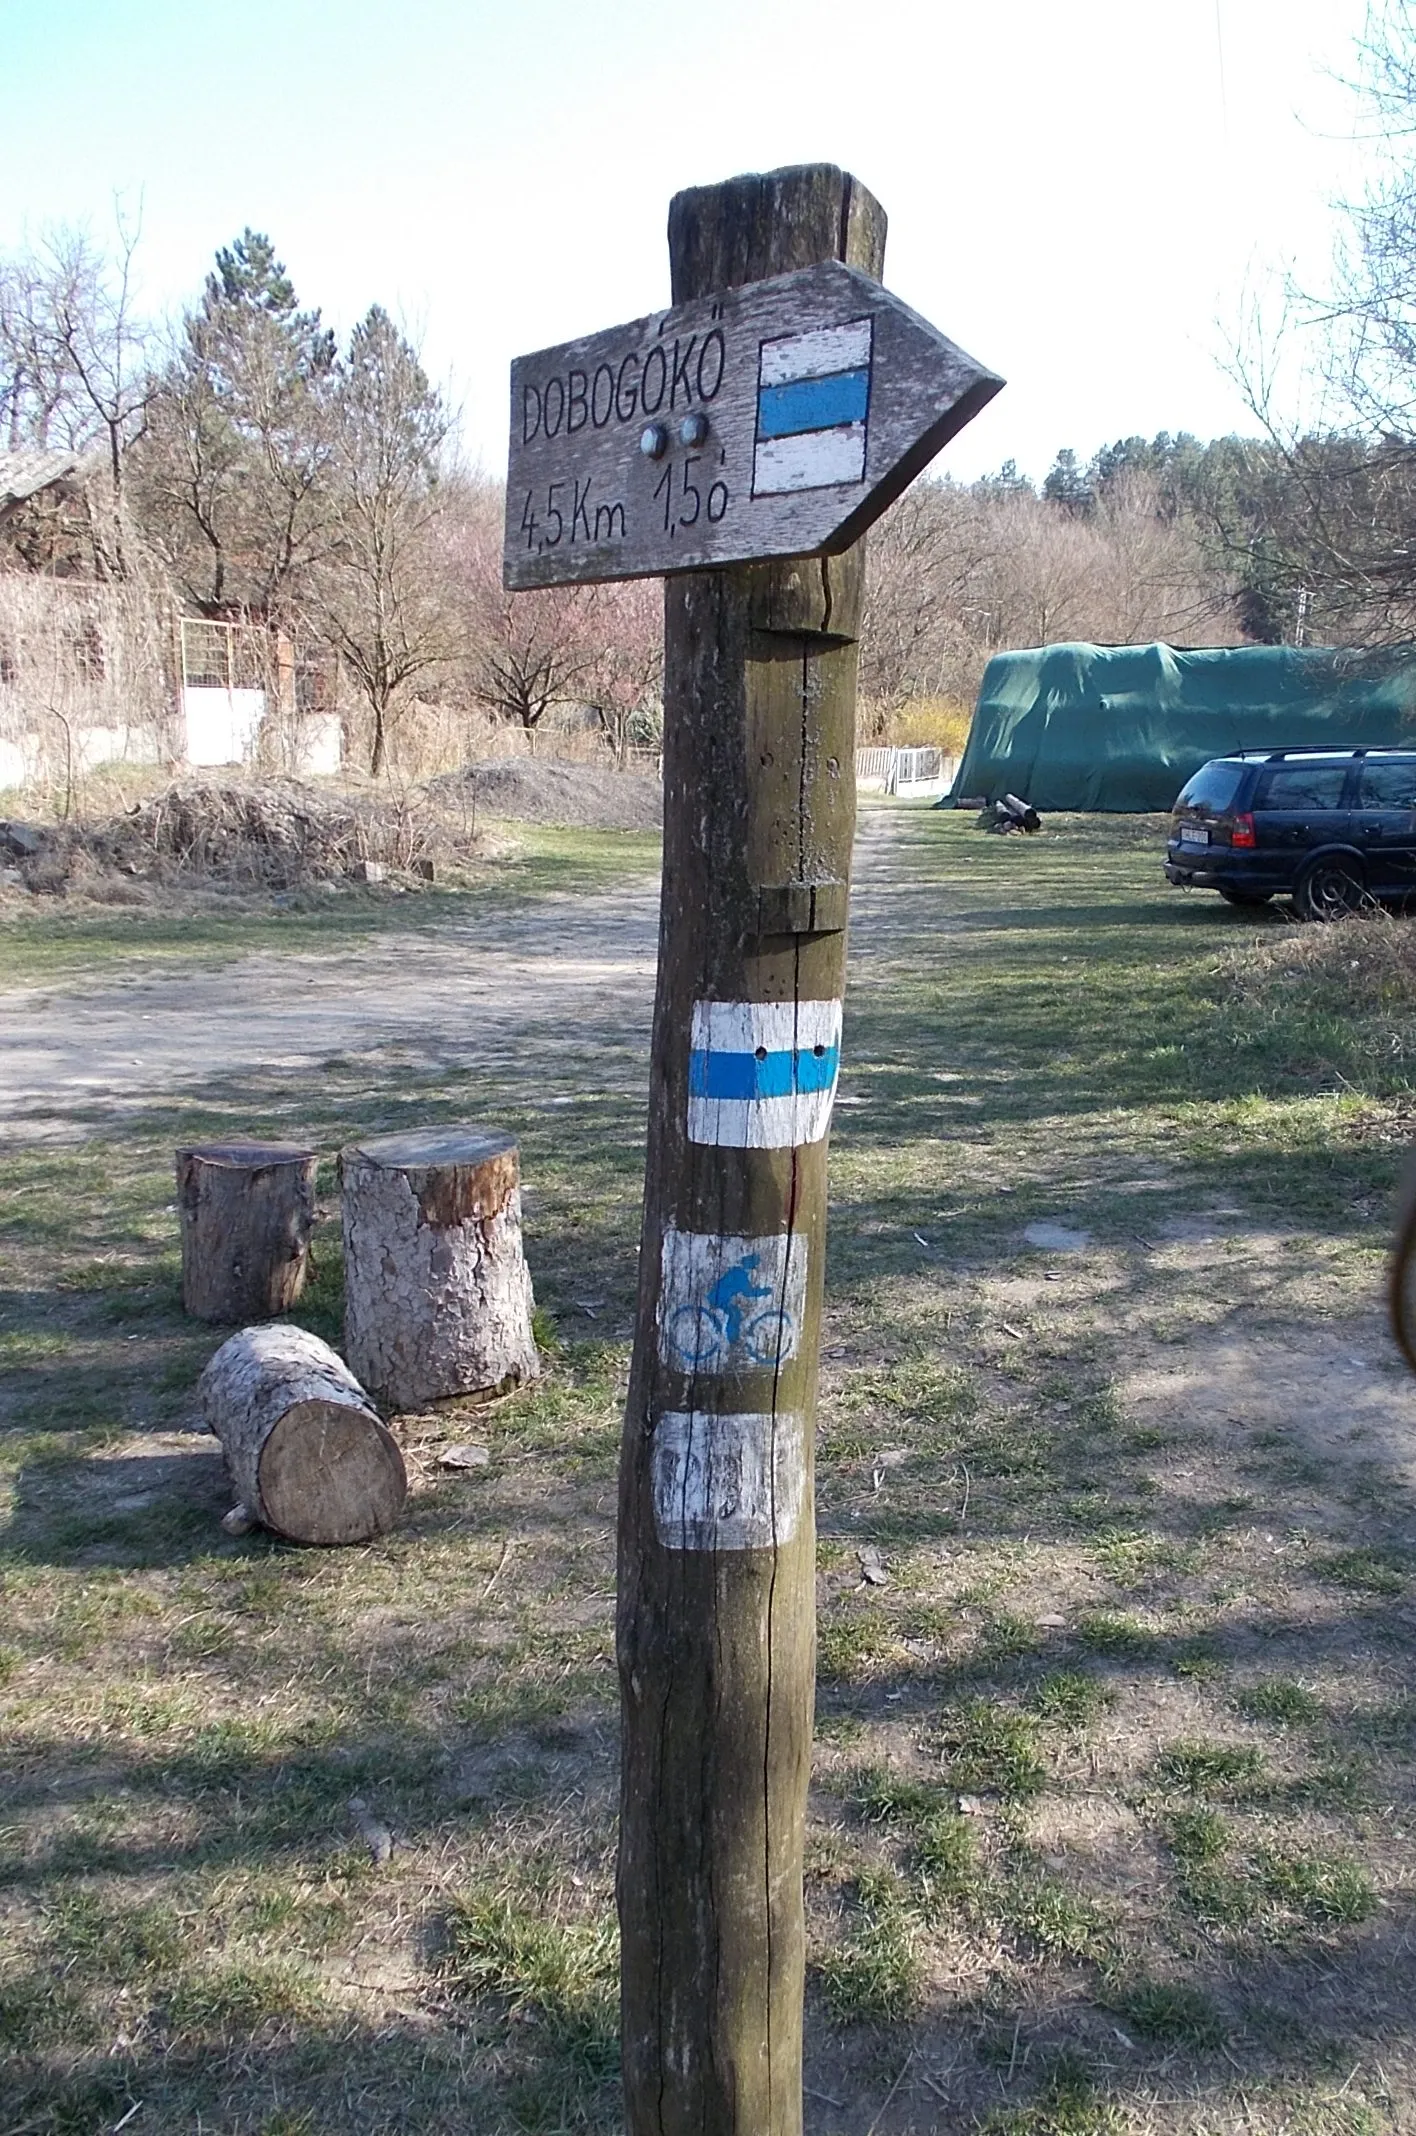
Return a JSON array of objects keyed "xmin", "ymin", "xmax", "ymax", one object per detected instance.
[{"xmin": 657, "ymin": 1226, "xmax": 808, "ymax": 1375}]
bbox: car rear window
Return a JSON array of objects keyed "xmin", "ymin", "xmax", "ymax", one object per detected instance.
[
  {"xmin": 1175, "ymin": 761, "xmax": 1243, "ymax": 812},
  {"xmin": 1357, "ymin": 758, "xmax": 1416, "ymax": 808},
  {"xmin": 1254, "ymin": 763, "xmax": 1349, "ymax": 809}
]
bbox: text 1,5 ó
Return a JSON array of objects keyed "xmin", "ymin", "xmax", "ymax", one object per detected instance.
[{"xmin": 652, "ymin": 454, "xmax": 729, "ymax": 539}]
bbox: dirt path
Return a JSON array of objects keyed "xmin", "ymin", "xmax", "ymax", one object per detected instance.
[
  {"xmin": 0, "ymin": 809, "xmax": 928, "ymax": 1144},
  {"xmin": 0, "ymin": 880, "xmax": 664, "ymax": 1142}
]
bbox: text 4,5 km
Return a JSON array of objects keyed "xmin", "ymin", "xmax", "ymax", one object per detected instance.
[{"xmin": 520, "ymin": 476, "xmax": 626, "ymax": 553}]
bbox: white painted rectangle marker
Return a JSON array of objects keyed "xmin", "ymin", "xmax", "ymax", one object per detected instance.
[
  {"xmin": 753, "ymin": 425, "xmax": 868, "ymax": 494},
  {"xmin": 757, "ymin": 318, "xmax": 873, "ymax": 389},
  {"xmin": 687, "ymin": 998, "xmax": 842, "ymax": 1149},
  {"xmin": 753, "ymin": 315, "xmax": 873, "ymax": 496},
  {"xmin": 651, "ymin": 1409, "xmax": 805, "ymax": 1550},
  {"xmin": 657, "ymin": 1226, "xmax": 809, "ymax": 1375}
]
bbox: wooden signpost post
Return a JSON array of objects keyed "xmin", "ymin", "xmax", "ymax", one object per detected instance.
[{"xmin": 504, "ymin": 163, "xmax": 1001, "ymax": 2135}]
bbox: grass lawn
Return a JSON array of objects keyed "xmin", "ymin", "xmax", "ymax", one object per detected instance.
[
  {"xmin": 2, "ymin": 807, "xmax": 1413, "ymax": 2135},
  {"xmin": 0, "ymin": 820, "xmax": 665, "ymax": 983}
]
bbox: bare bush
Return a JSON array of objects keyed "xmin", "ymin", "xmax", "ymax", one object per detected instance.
[
  {"xmin": 0, "ymin": 572, "xmax": 176, "ymax": 807},
  {"xmin": 16, "ymin": 774, "xmax": 483, "ymax": 896}
]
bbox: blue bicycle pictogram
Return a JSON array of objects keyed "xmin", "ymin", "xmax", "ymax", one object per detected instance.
[{"xmin": 663, "ymin": 1251, "xmax": 795, "ymax": 1373}]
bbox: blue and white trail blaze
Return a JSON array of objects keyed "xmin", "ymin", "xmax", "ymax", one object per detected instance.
[
  {"xmin": 687, "ymin": 999, "xmax": 843, "ymax": 1149},
  {"xmin": 753, "ymin": 317, "xmax": 873, "ymax": 496}
]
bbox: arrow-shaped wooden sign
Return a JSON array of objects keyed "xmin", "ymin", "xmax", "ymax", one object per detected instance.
[{"xmin": 503, "ymin": 259, "xmax": 1002, "ymax": 590}]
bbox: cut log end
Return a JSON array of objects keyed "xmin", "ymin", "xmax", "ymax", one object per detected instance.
[
  {"xmin": 199, "ymin": 1323, "xmax": 406, "ymax": 1547},
  {"xmin": 259, "ymin": 1398, "xmax": 407, "ymax": 1545}
]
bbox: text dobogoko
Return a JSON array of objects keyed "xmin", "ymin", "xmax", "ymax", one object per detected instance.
[{"xmin": 521, "ymin": 328, "xmax": 727, "ymax": 445}]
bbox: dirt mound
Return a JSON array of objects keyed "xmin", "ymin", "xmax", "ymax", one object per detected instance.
[
  {"xmin": 9, "ymin": 777, "xmax": 481, "ymax": 897},
  {"xmin": 451, "ymin": 758, "xmax": 662, "ymax": 832}
]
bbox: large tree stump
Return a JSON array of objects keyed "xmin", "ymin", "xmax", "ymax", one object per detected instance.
[
  {"xmin": 198, "ymin": 1323, "xmax": 406, "ymax": 1544},
  {"xmin": 177, "ymin": 1141, "xmax": 318, "ymax": 1323},
  {"xmin": 341, "ymin": 1127, "xmax": 539, "ymax": 1411}
]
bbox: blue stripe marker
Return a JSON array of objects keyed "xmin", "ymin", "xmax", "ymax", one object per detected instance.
[
  {"xmin": 753, "ymin": 317, "xmax": 873, "ymax": 497},
  {"xmin": 689, "ymin": 1043, "xmax": 841, "ymax": 1101},
  {"xmin": 757, "ymin": 367, "xmax": 871, "ymax": 441}
]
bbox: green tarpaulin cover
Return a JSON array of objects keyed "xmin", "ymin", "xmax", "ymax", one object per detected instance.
[{"xmin": 951, "ymin": 642, "xmax": 1416, "ymax": 812}]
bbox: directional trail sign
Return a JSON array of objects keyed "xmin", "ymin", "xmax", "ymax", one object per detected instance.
[{"xmin": 503, "ymin": 258, "xmax": 1002, "ymax": 590}]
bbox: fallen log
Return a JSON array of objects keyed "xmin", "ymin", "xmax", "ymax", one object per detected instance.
[
  {"xmin": 975, "ymin": 794, "xmax": 1043, "ymax": 835},
  {"xmin": 177, "ymin": 1141, "xmax": 318, "ymax": 1323},
  {"xmin": 341, "ymin": 1126, "xmax": 539, "ymax": 1410},
  {"xmin": 199, "ymin": 1323, "xmax": 406, "ymax": 1544}
]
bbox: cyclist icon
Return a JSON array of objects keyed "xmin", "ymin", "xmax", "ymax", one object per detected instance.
[
  {"xmin": 707, "ymin": 1255, "xmax": 773, "ymax": 1342},
  {"xmin": 662, "ymin": 1250, "xmax": 793, "ymax": 1373}
]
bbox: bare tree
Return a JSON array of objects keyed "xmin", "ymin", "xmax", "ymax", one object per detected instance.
[
  {"xmin": 580, "ymin": 579, "xmax": 663, "ymax": 762},
  {"xmin": 447, "ymin": 489, "xmax": 607, "ymax": 731},
  {"xmin": 1, "ymin": 252, "xmax": 80, "ymax": 450},
  {"xmin": 1327, "ymin": 1, "xmax": 1416, "ymax": 437},
  {"xmin": 0, "ymin": 212, "xmax": 154, "ymax": 574},
  {"xmin": 860, "ymin": 470, "xmax": 1231, "ymax": 724},
  {"xmin": 1217, "ymin": 4, "xmax": 1416, "ymax": 639},
  {"xmin": 311, "ymin": 308, "xmax": 452, "ymax": 776},
  {"xmin": 860, "ymin": 482, "xmax": 997, "ymax": 717}
]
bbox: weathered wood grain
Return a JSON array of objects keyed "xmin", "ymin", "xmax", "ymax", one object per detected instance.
[
  {"xmin": 176, "ymin": 1140, "xmax": 317, "ymax": 1324},
  {"xmin": 504, "ymin": 236, "xmax": 1001, "ymax": 589},
  {"xmin": 615, "ymin": 161, "xmax": 885, "ymax": 2136}
]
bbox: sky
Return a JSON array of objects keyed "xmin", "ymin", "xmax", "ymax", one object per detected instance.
[{"xmin": 0, "ymin": 0, "xmax": 1379, "ymax": 486}]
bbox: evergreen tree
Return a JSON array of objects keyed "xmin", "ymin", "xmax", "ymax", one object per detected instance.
[
  {"xmin": 136, "ymin": 231, "xmax": 336, "ymax": 612},
  {"xmin": 1042, "ymin": 446, "xmax": 1094, "ymax": 516}
]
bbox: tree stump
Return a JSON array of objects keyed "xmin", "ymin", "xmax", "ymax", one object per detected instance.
[
  {"xmin": 341, "ymin": 1127, "xmax": 539, "ymax": 1411},
  {"xmin": 177, "ymin": 1141, "xmax": 318, "ymax": 1323},
  {"xmin": 198, "ymin": 1323, "xmax": 406, "ymax": 1544}
]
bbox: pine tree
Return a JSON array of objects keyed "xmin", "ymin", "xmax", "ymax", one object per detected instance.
[
  {"xmin": 312, "ymin": 308, "xmax": 451, "ymax": 774},
  {"xmin": 1042, "ymin": 447, "xmax": 1094, "ymax": 517},
  {"xmin": 136, "ymin": 231, "xmax": 335, "ymax": 612}
]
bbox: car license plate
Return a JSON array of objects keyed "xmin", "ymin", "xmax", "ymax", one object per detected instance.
[{"xmin": 1180, "ymin": 826, "xmax": 1210, "ymax": 846}]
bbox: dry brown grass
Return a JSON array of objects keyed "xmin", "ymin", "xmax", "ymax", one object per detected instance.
[
  {"xmin": 1219, "ymin": 905, "xmax": 1416, "ymax": 1106},
  {"xmin": 7, "ymin": 774, "xmax": 485, "ymax": 896},
  {"xmin": 1226, "ymin": 906, "xmax": 1416, "ymax": 1024}
]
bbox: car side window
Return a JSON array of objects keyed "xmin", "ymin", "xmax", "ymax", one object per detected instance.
[
  {"xmin": 1357, "ymin": 759, "xmax": 1416, "ymax": 809},
  {"xmin": 1254, "ymin": 765, "xmax": 1349, "ymax": 809}
]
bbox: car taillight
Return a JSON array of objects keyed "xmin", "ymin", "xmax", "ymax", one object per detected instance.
[{"xmin": 1230, "ymin": 812, "xmax": 1256, "ymax": 848}]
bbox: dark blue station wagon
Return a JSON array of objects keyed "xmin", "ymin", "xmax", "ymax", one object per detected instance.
[{"xmin": 1164, "ymin": 747, "xmax": 1416, "ymax": 919}]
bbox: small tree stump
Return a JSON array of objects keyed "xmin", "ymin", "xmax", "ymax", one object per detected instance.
[
  {"xmin": 177, "ymin": 1141, "xmax": 318, "ymax": 1323},
  {"xmin": 341, "ymin": 1127, "xmax": 539, "ymax": 1410},
  {"xmin": 199, "ymin": 1323, "xmax": 406, "ymax": 1544}
]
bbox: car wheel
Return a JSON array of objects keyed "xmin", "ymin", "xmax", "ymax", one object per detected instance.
[
  {"xmin": 1218, "ymin": 888, "xmax": 1274, "ymax": 907},
  {"xmin": 1294, "ymin": 856, "xmax": 1365, "ymax": 922}
]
